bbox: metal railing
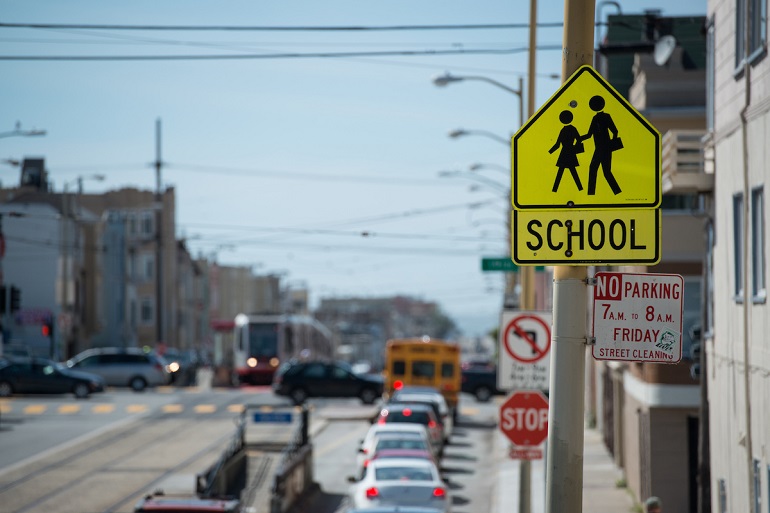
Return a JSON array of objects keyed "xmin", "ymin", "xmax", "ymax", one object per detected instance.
[{"xmin": 196, "ymin": 415, "xmax": 246, "ymax": 498}]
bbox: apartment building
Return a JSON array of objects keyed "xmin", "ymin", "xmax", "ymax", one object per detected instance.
[{"xmin": 706, "ymin": 0, "xmax": 770, "ymax": 510}]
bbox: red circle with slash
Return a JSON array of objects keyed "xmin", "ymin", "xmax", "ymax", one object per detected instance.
[{"xmin": 502, "ymin": 314, "xmax": 551, "ymax": 364}]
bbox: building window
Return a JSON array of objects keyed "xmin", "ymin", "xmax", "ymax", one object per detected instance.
[
  {"xmin": 141, "ymin": 254, "xmax": 155, "ymax": 282},
  {"xmin": 736, "ymin": 0, "xmax": 768, "ymax": 70},
  {"xmin": 752, "ymin": 187, "xmax": 766, "ymax": 302},
  {"xmin": 718, "ymin": 478, "xmax": 727, "ymax": 513},
  {"xmin": 735, "ymin": 193, "xmax": 745, "ymax": 300},
  {"xmin": 706, "ymin": 17, "xmax": 715, "ymax": 131},
  {"xmin": 141, "ymin": 212, "xmax": 155, "ymax": 238},
  {"xmin": 140, "ymin": 297, "xmax": 154, "ymax": 325},
  {"xmin": 755, "ymin": 459, "xmax": 762, "ymax": 513}
]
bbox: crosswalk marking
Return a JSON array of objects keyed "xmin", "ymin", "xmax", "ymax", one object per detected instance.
[{"xmin": 1, "ymin": 398, "xmax": 242, "ymax": 416}]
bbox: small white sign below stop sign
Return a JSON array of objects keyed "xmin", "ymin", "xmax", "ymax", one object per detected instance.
[{"xmin": 499, "ymin": 390, "xmax": 549, "ymax": 447}]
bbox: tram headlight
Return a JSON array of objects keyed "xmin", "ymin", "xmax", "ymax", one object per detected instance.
[
  {"xmin": 247, "ymin": 357, "xmax": 258, "ymax": 368},
  {"xmin": 270, "ymin": 357, "xmax": 280, "ymax": 367}
]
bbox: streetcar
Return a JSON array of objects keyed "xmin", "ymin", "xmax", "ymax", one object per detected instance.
[{"xmin": 233, "ymin": 313, "xmax": 334, "ymax": 385}]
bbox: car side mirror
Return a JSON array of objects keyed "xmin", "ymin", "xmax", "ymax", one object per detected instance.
[{"xmin": 347, "ymin": 475, "xmax": 358, "ymax": 483}]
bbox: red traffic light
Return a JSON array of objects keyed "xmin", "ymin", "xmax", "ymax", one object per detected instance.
[{"xmin": 41, "ymin": 324, "xmax": 51, "ymax": 337}]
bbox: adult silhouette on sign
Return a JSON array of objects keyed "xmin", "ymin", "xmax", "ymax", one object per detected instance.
[
  {"xmin": 581, "ymin": 95, "xmax": 623, "ymax": 195},
  {"xmin": 548, "ymin": 110, "xmax": 584, "ymax": 193}
]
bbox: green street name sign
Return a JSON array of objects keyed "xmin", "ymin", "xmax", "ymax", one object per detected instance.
[{"xmin": 482, "ymin": 257, "xmax": 518, "ymax": 272}]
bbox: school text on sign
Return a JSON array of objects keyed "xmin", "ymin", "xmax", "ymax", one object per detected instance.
[
  {"xmin": 512, "ymin": 209, "xmax": 660, "ymax": 265},
  {"xmin": 592, "ymin": 272, "xmax": 684, "ymax": 363}
]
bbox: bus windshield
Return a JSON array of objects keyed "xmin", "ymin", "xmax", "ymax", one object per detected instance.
[{"xmin": 248, "ymin": 323, "xmax": 279, "ymax": 357}]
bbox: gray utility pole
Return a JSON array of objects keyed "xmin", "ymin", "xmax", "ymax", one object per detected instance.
[
  {"xmin": 154, "ymin": 119, "xmax": 163, "ymax": 345},
  {"xmin": 544, "ymin": 1, "xmax": 594, "ymax": 512},
  {"xmin": 518, "ymin": 2, "xmax": 538, "ymax": 513}
]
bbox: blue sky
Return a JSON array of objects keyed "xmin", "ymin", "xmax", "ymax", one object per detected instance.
[{"xmin": 0, "ymin": 0, "xmax": 706, "ymax": 337}]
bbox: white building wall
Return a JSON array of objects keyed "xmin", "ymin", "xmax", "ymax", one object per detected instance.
[{"xmin": 708, "ymin": 0, "xmax": 770, "ymax": 505}]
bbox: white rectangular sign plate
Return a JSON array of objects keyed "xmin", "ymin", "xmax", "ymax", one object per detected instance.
[{"xmin": 592, "ymin": 272, "xmax": 683, "ymax": 363}]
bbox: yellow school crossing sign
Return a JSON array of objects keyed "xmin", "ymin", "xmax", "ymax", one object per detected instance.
[
  {"xmin": 512, "ymin": 65, "xmax": 661, "ymax": 210},
  {"xmin": 511, "ymin": 65, "xmax": 661, "ymax": 266}
]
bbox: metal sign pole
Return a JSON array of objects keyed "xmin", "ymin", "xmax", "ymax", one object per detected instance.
[{"xmin": 544, "ymin": 0, "xmax": 594, "ymax": 512}]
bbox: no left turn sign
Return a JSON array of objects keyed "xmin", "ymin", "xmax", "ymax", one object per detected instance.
[
  {"xmin": 502, "ymin": 313, "xmax": 551, "ymax": 364},
  {"xmin": 499, "ymin": 311, "xmax": 552, "ymax": 392}
]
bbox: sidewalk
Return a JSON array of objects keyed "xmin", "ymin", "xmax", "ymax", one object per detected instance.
[{"xmin": 493, "ymin": 425, "xmax": 636, "ymax": 513}]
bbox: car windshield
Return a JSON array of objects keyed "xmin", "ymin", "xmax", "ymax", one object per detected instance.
[
  {"xmin": 374, "ymin": 466, "xmax": 433, "ymax": 481},
  {"xmin": 383, "ymin": 410, "xmax": 431, "ymax": 425},
  {"xmin": 375, "ymin": 438, "xmax": 428, "ymax": 451}
]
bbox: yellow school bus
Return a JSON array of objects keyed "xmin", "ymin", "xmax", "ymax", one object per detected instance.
[{"xmin": 383, "ymin": 337, "xmax": 461, "ymax": 418}]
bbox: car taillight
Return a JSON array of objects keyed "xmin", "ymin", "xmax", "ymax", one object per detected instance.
[
  {"xmin": 433, "ymin": 487, "xmax": 446, "ymax": 498},
  {"xmin": 366, "ymin": 487, "xmax": 379, "ymax": 499},
  {"xmin": 428, "ymin": 420, "xmax": 437, "ymax": 429},
  {"xmin": 394, "ymin": 380, "xmax": 403, "ymax": 390},
  {"xmin": 363, "ymin": 459, "xmax": 370, "ymax": 467},
  {"xmin": 377, "ymin": 417, "xmax": 386, "ymax": 424}
]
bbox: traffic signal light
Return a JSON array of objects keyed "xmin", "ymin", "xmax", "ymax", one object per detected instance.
[
  {"xmin": 10, "ymin": 286, "xmax": 20, "ymax": 313},
  {"xmin": 42, "ymin": 318, "xmax": 54, "ymax": 339}
]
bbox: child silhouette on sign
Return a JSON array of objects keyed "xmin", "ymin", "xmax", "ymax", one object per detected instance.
[
  {"xmin": 548, "ymin": 110, "xmax": 584, "ymax": 193},
  {"xmin": 581, "ymin": 94, "xmax": 623, "ymax": 195}
]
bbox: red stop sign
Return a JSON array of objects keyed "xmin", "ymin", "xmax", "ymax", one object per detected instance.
[{"xmin": 499, "ymin": 390, "xmax": 549, "ymax": 446}]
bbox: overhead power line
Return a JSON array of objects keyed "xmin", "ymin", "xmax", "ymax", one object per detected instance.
[
  {"xmin": 0, "ymin": 21, "xmax": 564, "ymax": 31},
  {"xmin": 0, "ymin": 44, "xmax": 562, "ymax": 61}
]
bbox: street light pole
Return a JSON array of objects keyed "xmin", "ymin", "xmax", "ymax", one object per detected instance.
[
  {"xmin": 448, "ymin": 128, "xmax": 510, "ymax": 146},
  {"xmin": 0, "ymin": 122, "xmax": 47, "ymax": 139},
  {"xmin": 434, "ymin": 73, "xmax": 525, "ymax": 128}
]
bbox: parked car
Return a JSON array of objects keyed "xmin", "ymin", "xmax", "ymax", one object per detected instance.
[
  {"xmin": 360, "ymin": 435, "xmax": 435, "ymax": 477},
  {"xmin": 389, "ymin": 387, "xmax": 453, "ymax": 442},
  {"xmin": 347, "ymin": 458, "xmax": 449, "ymax": 513},
  {"xmin": 66, "ymin": 347, "xmax": 171, "ymax": 392},
  {"xmin": 375, "ymin": 403, "xmax": 444, "ymax": 455},
  {"xmin": 460, "ymin": 366, "xmax": 504, "ymax": 402},
  {"xmin": 0, "ymin": 356, "xmax": 105, "ymax": 398},
  {"xmin": 272, "ymin": 360, "xmax": 384, "ymax": 405}
]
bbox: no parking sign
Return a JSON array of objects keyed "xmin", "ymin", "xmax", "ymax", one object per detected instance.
[{"xmin": 498, "ymin": 311, "xmax": 552, "ymax": 392}]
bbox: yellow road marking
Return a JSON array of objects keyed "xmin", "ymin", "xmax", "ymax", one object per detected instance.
[
  {"xmin": 461, "ymin": 406, "xmax": 479, "ymax": 416},
  {"xmin": 58, "ymin": 404, "xmax": 80, "ymax": 414},
  {"xmin": 92, "ymin": 404, "xmax": 115, "ymax": 414},
  {"xmin": 156, "ymin": 386, "xmax": 174, "ymax": 394},
  {"xmin": 24, "ymin": 405, "xmax": 47, "ymax": 415},
  {"xmin": 126, "ymin": 404, "xmax": 147, "ymax": 414},
  {"xmin": 0, "ymin": 403, "xmax": 11, "ymax": 414},
  {"xmin": 194, "ymin": 404, "xmax": 216, "ymax": 414},
  {"xmin": 228, "ymin": 404, "xmax": 245, "ymax": 413},
  {"xmin": 163, "ymin": 404, "xmax": 184, "ymax": 413}
]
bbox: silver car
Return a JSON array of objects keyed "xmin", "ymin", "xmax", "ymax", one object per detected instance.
[{"xmin": 66, "ymin": 347, "xmax": 170, "ymax": 391}]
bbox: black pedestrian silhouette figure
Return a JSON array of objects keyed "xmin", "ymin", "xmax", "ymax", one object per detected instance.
[
  {"xmin": 548, "ymin": 110, "xmax": 583, "ymax": 193},
  {"xmin": 581, "ymin": 95, "xmax": 622, "ymax": 195}
]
